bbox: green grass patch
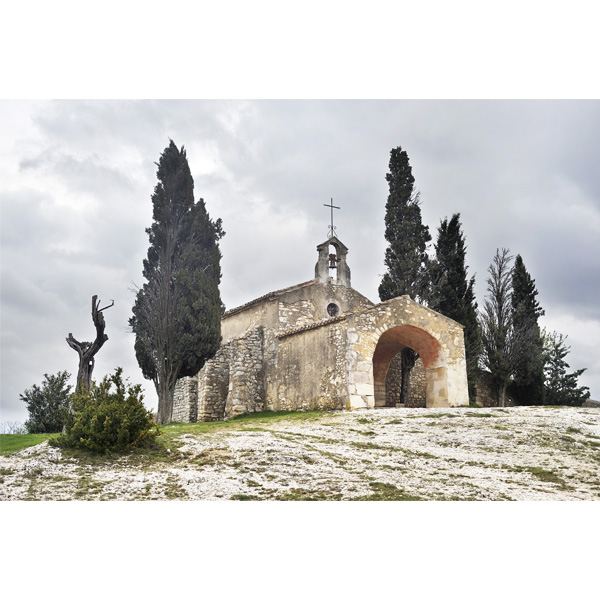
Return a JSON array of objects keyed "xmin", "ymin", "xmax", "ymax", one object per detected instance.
[
  {"xmin": 352, "ymin": 481, "xmax": 423, "ymax": 501},
  {"xmin": 560, "ymin": 435, "xmax": 577, "ymax": 444},
  {"xmin": 230, "ymin": 493, "xmax": 261, "ymax": 501},
  {"xmin": 350, "ymin": 429, "xmax": 376, "ymax": 436},
  {"xmin": 503, "ymin": 464, "xmax": 569, "ymax": 488},
  {"xmin": 161, "ymin": 410, "xmax": 326, "ymax": 439},
  {"xmin": 275, "ymin": 487, "xmax": 343, "ymax": 501},
  {"xmin": 351, "ymin": 441, "xmax": 387, "ymax": 450},
  {"xmin": 0, "ymin": 433, "xmax": 59, "ymax": 455},
  {"xmin": 466, "ymin": 412, "xmax": 494, "ymax": 418}
]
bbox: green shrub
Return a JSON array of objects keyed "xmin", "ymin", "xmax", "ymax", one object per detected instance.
[
  {"xmin": 21, "ymin": 371, "xmax": 72, "ymax": 433},
  {"xmin": 51, "ymin": 368, "xmax": 158, "ymax": 454}
]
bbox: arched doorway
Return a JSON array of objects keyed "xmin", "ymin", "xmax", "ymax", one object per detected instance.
[{"xmin": 372, "ymin": 325, "xmax": 447, "ymax": 408}]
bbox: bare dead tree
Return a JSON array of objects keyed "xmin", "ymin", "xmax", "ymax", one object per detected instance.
[{"xmin": 66, "ymin": 295, "xmax": 114, "ymax": 391}]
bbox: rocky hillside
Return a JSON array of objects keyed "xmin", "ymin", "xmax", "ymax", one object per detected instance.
[{"xmin": 1, "ymin": 406, "xmax": 599, "ymax": 500}]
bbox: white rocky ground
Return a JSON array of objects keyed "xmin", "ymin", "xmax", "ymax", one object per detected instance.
[{"xmin": 1, "ymin": 406, "xmax": 599, "ymax": 501}]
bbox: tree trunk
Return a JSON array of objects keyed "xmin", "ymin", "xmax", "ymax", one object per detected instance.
[
  {"xmin": 156, "ymin": 377, "xmax": 175, "ymax": 425},
  {"xmin": 400, "ymin": 348, "xmax": 418, "ymax": 406},
  {"xmin": 66, "ymin": 295, "xmax": 113, "ymax": 392},
  {"xmin": 499, "ymin": 385, "xmax": 506, "ymax": 407}
]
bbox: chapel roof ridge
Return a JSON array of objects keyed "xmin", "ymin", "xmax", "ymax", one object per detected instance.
[{"xmin": 223, "ymin": 279, "xmax": 319, "ymax": 317}]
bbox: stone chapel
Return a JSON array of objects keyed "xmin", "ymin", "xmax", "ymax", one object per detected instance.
[{"xmin": 172, "ymin": 235, "xmax": 469, "ymax": 422}]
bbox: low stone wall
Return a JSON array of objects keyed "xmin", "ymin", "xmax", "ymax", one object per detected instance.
[
  {"xmin": 197, "ymin": 348, "xmax": 231, "ymax": 421},
  {"xmin": 473, "ymin": 373, "xmax": 515, "ymax": 407},
  {"xmin": 172, "ymin": 377, "xmax": 198, "ymax": 423},
  {"xmin": 172, "ymin": 327, "xmax": 266, "ymax": 422},
  {"xmin": 224, "ymin": 327, "xmax": 265, "ymax": 419}
]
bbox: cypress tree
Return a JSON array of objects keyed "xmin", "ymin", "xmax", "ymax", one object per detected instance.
[
  {"xmin": 510, "ymin": 255, "xmax": 545, "ymax": 405},
  {"xmin": 430, "ymin": 214, "xmax": 481, "ymax": 399},
  {"xmin": 379, "ymin": 146, "xmax": 431, "ymax": 303},
  {"xmin": 379, "ymin": 146, "xmax": 431, "ymax": 405},
  {"xmin": 130, "ymin": 141, "xmax": 224, "ymax": 424}
]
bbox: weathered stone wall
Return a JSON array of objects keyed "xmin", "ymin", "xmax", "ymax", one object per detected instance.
[
  {"xmin": 172, "ymin": 377, "xmax": 198, "ymax": 422},
  {"xmin": 267, "ymin": 318, "xmax": 348, "ymax": 412},
  {"xmin": 279, "ymin": 298, "xmax": 317, "ymax": 330},
  {"xmin": 385, "ymin": 355, "xmax": 426, "ymax": 407},
  {"xmin": 221, "ymin": 295, "xmax": 279, "ymax": 343},
  {"xmin": 224, "ymin": 327, "xmax": 265, "ymax": 419},
  {"xmin": 173, "ymin": 327, "xmax": 266, "ymax": 422},
  {"xmin": 197, "ymin": 346, "xmax": 231, "ymax": 421},
  {"xmin": 473, "ymin": 373, "xmax": 515, "ymax": 407},
  {"xmin": 277, "ymin": 279, "xmax": 373, "ymax": 331}
]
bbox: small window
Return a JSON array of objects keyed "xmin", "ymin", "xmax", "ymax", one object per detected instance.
[{"xmin": 327, "ymin": 303, "xmax": 339, "ymax": 317}]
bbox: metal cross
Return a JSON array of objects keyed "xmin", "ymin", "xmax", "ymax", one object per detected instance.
[{"xmin": 324, "ymin": 198, "xmax": 340, "ymax": 239}]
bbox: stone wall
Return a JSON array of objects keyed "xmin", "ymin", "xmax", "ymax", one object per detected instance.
[
  {"xmin": 385, "ymin": 355, "xmax": 426, "ymax": 407},
  {"xmin": 279, "ymin": 298, "xmax": 317, "ymax": 330},
  {"xmin": 172, "ymin": 326, "xmax": 266, "ymax": 422},
  {"xmin": 172, "ymin": 377, "xmax": 198, "ymax": 422},
  {"xmin": 473, "ymin": 372, "xmax": 515, "ymax": 407},
  {"xmin": 196, "ymin": 347, "xmax": 231, "ymax": 421},
  {"xmin": 224, "ymin": 327, "xmax": 265, "ymax": 418},
  {"xmin": 268, "ymin": 319, "xmax": 348, "ymax": 412}
]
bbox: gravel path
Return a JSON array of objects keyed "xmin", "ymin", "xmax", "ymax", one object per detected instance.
[{"xmin": 1, "ymin": 406, "xmax": 599, "ymax": 500}]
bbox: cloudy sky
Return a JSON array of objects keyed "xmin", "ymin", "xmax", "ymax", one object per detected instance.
[{"xmin": 1, "ymin": 99, "xmax": 599, "ymax": 423}]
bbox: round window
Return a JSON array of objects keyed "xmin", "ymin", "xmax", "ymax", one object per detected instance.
[{"xmin": 327, "ymin": 303, "xmax": 339, "ymax": 317}]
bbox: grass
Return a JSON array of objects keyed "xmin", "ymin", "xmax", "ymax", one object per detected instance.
[
  {"xmin": 0, "ymin": 433, "xmax": 59, "ymax": 456},
  {"xmin": 502, "ymin": 464, "xmax": 570, "ymax": 488},
  {"xmin": 164, "ymin": 410, "xmax": 326, "ymax": 436},
  {"xmin": 352, "ymin": 481, "xmax": 423, "ymax": 501},
  {"xmin": 273, "ymin": 487, "xmax": 344, "ymax": 501}
]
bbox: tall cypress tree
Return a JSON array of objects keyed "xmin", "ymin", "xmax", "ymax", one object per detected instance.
[
  {"xmin": 130, "ymin": 141, "xmax": 224, "ymax": 424},
  {"xmin": 509, "ymin": 254, "xmax": 545, "ymax": 404},
  {"xmin": 430, "ymin": 214, "xmax": 481, "ymax": 399},
  {"xmin": 379, "ymin": 146, "xmax": 431, "ymax": 405},
  {"xmin": 379, "ymin": 146, "xmax": 431, "ymax": 303}
]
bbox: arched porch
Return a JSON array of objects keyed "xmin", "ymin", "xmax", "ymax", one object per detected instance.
[
  {"xmin": 372, "ymin": 325, "xmax": 448, "ymax": 408},
  {"xmin": 345, "ymin": 296, "xmax": 469, "ymax": 409}
]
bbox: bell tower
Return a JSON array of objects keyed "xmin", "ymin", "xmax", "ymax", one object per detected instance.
[{"xmin": 315, "ymin": 236, "xmax": 351, "ymax": 287}]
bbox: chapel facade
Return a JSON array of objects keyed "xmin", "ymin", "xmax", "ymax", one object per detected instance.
[{"xmin": 172, "ymin": 236, "xmax": 469, "ymax": 422}]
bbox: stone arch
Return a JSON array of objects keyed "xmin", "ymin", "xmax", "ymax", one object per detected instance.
[
  {"xmin": 345, "ymin": 296, "xmax": 469, "ymax": 410},
  {"xmin": 372, "ymin": 325, "xmax": 447, "ymax": 408}
]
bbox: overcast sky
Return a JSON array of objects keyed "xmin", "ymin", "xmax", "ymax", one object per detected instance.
[{"xmin": 1, "ymin": 99, "xmax": 599, "ymax": 422}]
